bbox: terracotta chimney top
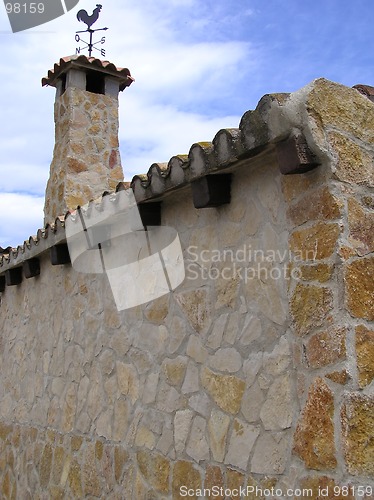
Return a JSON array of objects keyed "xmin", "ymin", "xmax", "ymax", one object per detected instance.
[{"xmin": 42, "ymin": 55, "xmax": 134, "ymax": 225}]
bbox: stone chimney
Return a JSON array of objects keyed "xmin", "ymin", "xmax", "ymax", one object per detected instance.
[{"xmin": 42, "ymin": 55, "xmax": 134, "ymax": 225}]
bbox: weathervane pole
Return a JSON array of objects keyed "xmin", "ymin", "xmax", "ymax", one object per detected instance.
[
  {"xmin": 88, "ymin": 29, "xmax": 94, "ymax": 57},
  {"xmin": 75, "ymin": 4, "xmax": 108, "ymax": 58}
]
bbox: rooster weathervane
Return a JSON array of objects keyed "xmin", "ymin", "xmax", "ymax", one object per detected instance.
[{"xmin": 75, "ymin": 4, "xmax": 108, "ymax": 57}]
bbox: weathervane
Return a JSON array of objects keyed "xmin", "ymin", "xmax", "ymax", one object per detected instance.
[{"xmin": 75, "ymin": 4, "xmax": 108, "ymax": 57}]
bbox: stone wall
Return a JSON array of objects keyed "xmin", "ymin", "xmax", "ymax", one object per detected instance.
[
  {"xmin": 0, "ymin": 79, "xmax": 373, "ymax": 498},
  {"xmin": 286, "ymin": 81, "xmax": 374, "ymax": 493}
]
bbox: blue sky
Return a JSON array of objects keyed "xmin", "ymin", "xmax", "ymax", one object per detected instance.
[{"xmin": 0, "ymin": 0, "xmax": 373, "ymax": 247}]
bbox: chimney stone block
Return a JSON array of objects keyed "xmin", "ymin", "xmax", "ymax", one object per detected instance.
[
  {"xmin": 105, "ymin": 77, "xmax": 120, "ymax": 98},
  {"xmin": 66, "ymin": 68, "xmax": 86, "ymax": 90}
]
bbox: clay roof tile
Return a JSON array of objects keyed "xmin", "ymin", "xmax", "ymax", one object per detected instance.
[{"xmin": 41, "ymin": 55, "xmax": 134, "ymax": 91}]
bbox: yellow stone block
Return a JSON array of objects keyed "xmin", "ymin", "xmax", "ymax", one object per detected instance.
[
  {"xmin": 307, "ymin": 79, "xmax": 374, "ymax": 146},
  {"xmin": 290, "ymin": 284, "xmax": 333, "ymax": 336},
  {"xmin": 293, "ymin": 377, "xmax": 337, "ymax": 470},
  {"xmin": 345, "ymin": 257, "xmax": 374, "ymax": 320},
  {"xmin": 201, "ymin": 367, "xmax": 245, "ymax": 414},
  {"xmin": 355, "ymin": 325, "xmax": 374, "ymax": 388},
  {"xmin": 137, "ymin": 450, "xmax": 170, "ymax": 493},
  {"xmin": 290, "ymin": 222, "xmax": 340, "ymax": 261},
  {"xmin": 328, "ymin": 132, "xmax": 374, "ymax": 187},
  {"xmin": 341, "ymin": 394, "xmax": 374, "ymax": 475},
  {"xmin": 172, "ymin": 460, "xmax": 200, "ymax": 500}
]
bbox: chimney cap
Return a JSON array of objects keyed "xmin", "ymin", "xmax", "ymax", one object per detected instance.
[{"xmin": 42, "ymin": 55, "xmax": 134, "ymax": 91}]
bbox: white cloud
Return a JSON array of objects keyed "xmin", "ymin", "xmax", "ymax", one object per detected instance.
[
  {"xmin": 0, "ymin": 163, "xmax": 49, "ymax": 195},
  {"xmin": 0, "ymin": 193, "xmax": 44, "ymax": 247},
  {"xmin": 120, "ymin": 99, "xmax": 240, "ymax": 177},
  {"xmin": 123, "ymin": 41, "xmax": 252, "ymax": 99}
]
